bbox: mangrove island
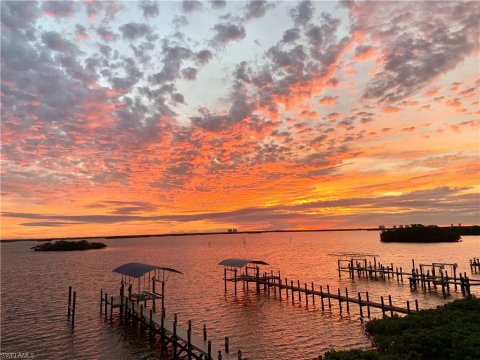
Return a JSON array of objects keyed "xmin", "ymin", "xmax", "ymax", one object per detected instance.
[
  {"xmin": 380, "ymin": 225, "xmax": 461, "ymax": 243},
  {"xmin": 325, "ymin": 296, "xmax": 480, "ymax": 360},
  {"xmin": 32, "ymin": 239, "xmax": 107, "ymax": 251}
]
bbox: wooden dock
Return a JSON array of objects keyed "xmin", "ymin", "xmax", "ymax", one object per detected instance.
[
  {"xmin": 100, "ymin": 292, "xmax": 240, "ymax": 360},
  {"xmin": 332, "ymin": 255, "xmax": 479, "ymax": 297},
  {"xmin": 220, "ymin": 260, "xmax": 418, "ymax": 318}
]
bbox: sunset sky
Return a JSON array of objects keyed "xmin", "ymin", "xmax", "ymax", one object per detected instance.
[{"xmin": 1, "ymin": 1, "xmax": 479, "ymax": 239}]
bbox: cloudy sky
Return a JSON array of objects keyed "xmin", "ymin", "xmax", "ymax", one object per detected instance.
[{"xmin": 1, "ymin": 0, "xmax": 479, "ymax": 239}]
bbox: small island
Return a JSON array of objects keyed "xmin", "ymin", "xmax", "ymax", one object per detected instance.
[
  {"xmin": 380, "ymin": 225, "xmax": 461, "ymax": 243},
  {"xmin": 32, "ymin": 239, "xmax": 107, "ymax": 251}
]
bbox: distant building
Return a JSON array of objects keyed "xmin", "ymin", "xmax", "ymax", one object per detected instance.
[
  {"xmin": 227, "ymin": 228, "xmax": 238, "ymax": 233},
  {"xmin": 379, "ymin": 225, "xmax": 385, "ymax": 230},
  {"xmin": 393, "ymin": 225, "xmax": 397, "ymax": 229},
  {"xmin": 399, "ymin": 225, "xmax": 404, "ymax": 228}
]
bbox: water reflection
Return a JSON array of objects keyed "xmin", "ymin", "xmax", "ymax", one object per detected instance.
[{"xmin": 1, "ymin": 231, "xmax": 479, "ymax": 359}]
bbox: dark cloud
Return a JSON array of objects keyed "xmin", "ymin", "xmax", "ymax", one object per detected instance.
[
  {"xmin": 196, "ymin": 49, "xmax": 213, "ymax": 65},
  {"xmin": 289, "ymin": 0, "xmax": 314, "ymax": 27},
  {"xmin": 182, "ymin": 67, "xmax": 198, "ymax": 80},
  {"xmin": 139, "ymin": 1, "xmax": 159, "ymax": 18},
  {"xmin": 244, "ymin": 1, "xmax": 275, "ymax": 21},
  {"xmin": 211, "ymin": 0, "xmax": 227, "ymax": 10},
  {"xmin": 5, "ymin": 187, "xmax": 475, "ymax": 228},
  {"xmin": 41, "ymin": 32, "xmax": 78, "ymax": 55},
  {"xmin": 119, "ymin": 23, "xmax": 154, "ymax": 41},
  {"xmin": 84, "ymin": 1, "xmax": 120, "ymax": 23},
  {"xmin": 282, "ymin": 28, "xmax": 301, "ymax": 43},
  {"xmin": 42, "ymin": 1, "xmax": 76, "ymax": 18},
  {"xmin": 150, "ymin": 44, "xmax": 193, "ymax": 84},
  {"xmin": 75, "ymin": 24, "xmax": 88, "ymax": 40},
  {"xmin": 96, "ymin": 27, "xmax": 117, "ymax": 42},
  {"xmin": 182, "ymin": 0, "xmax": 203, "ymax": 13},
  {"xmin": 355, "ymin": 1, "xmax": 480, "ymax": 103},
  {"xmin": 211, "ymin": 23, "xmax": 246, "ymax": 47}
]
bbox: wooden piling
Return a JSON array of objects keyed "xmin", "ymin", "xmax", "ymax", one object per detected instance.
[
  {"xmin": 320, "ymin": 285, "xmax": 325, "ymax": 311},
  {"xmin": 68, "ymin": 286, "xmax": 72, "ymax": 319},
  {"xmin": 71, "ymin": 291, "xmax": 76, "ymax": 329},
  {"xmin": 337, "ymin": 288, "xmax": 342, "ymax": 314},
  {"xmin": 327, "ymin": 285, "xmax": 332, "ymax": 310},
  {"xmin": 365, "ymin": 291, "xmax": 370, "ymax": 317},
  {"xmin": 311, "ymin": 282, "xmax": 315, "ymax": 305}
]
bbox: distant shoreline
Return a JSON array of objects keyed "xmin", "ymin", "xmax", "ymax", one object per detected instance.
[
  {"xmin": 1, "ymin": 225, "xmax": 478, "ymax": 242},
  {"xmin": 2, "ymin": 227, "xmax": 375, "ymax": 242}
]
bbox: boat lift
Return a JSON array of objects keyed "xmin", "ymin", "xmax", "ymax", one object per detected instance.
[{"xmin": 113, "ymin": 262, "xmax": 183, "ymax": 313}]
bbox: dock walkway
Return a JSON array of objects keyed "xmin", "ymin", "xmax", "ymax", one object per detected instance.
[{"xmin": 101, "ymin": 294, "xmax": 239, "ymax": 360}]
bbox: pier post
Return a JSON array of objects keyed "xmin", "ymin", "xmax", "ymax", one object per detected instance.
[
  {"xmin": 415, "ymin": 299, "xmax": 419, "ymax": 312},
  {"xmin": 407, "ymin": 301, "xmax": 411, "ymax": 314},
  {"xmin": 380, "ymin": 296, "xmax": 385, "ymax": 317},
  {"xmin": 358, "ymin": 292, "xmax": 363, "ymax": 318},
  {"xmin": 218, "ymin": 351, "xmax": 222, "ymax": 360},
  {"xmin": 203, "ymin": 324, "xmax": 207, "ymax": 340},
  {"xmin": 365, "ymin": 291, "xmax": 370, "ymax": 317},
  {"xmin": 187, "ymin": 320, "xmax": 192, "ymax": 360},
  {"xmin": 337, "ymin": 288, "xmax": 342, "ymax": 314},
  {"xmin": 291, "ymin": 280, "xmax": 294, "ymax": 304},
  {"xmin": 453, "ymin": 266, "xmax": 457, "ymax": 291},
  {"xmin": 459, "ymin": 273, "xmax": 465, "ymax": 295},
  {"xmin": 338, "ymin": 259, "xmax": 341, "ymax": 278},
  {"xmin": 208, "ymin": 340, "xmax": 212, "ymax": 360},
  {"xmin": 279, "ymin": 272, "xmax": 282, "ymax": 300},
  {"xmin": 305, "ymin": 283, "xmax": 309, "ymax": 307},
  {"xmin": 345, "ymin": 288, "xmax": 350, "ymax": 313},
  {"xmin": 225, "ymin": 336, "xmax": 229, "ymax": 353},
  {"xmin": 297, "ymin": 280, "xmax": 301, "ymax": 302},
  {"xmin": 285, "ymin": 278, "xmax": 289, "ymax": 299},
  {"xmin": 71, "ymin": 291, "xmax": 76, "ymax": 329},
  {"xmin": 187, "ymin": 327, "xmax": 192, "ymax": 360},
  {"xmin": 388, "ymin": 295, "xmax": 393, "ymax": 317},
  {"xmin": 327, "ymin": 285, "xmax": 332, "ymax": 310},
  {"xmin": 256, "ymin": 267, "xmax": 260, "ymax": 294},
  {"xmin": 237, "ymin": 349, "xmax": 242, "ymax": 360},
  {"xmin": 400, "ymin": 267, "xmax": 403, "ymax": 282},
  {"xmin": 311, "ymin": 282, "xmax": 315, "ymax": 305},
  {"xmin": 234, "ymin": 268, "xmax": 237, "ymax": 296},
  {"xmin": 68, "ymin": 286, "xmax": 72, "ymax": 320}
]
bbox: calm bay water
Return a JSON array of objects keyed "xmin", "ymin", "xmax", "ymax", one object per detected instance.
[{"xmin": 1, "ymin": 231, "xmax": 479, "ymax": 359}]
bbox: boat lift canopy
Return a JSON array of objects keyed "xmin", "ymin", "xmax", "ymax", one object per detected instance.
[
  {"xmin": 113, "ymin": 262, "xmax": 183, "ymax": 278},
  {"xmin": 218, "ymin": 258, "xmax": 269, "ymax": 268},
  {"xmin": 113, "ymin": 262, "xmax": 183, "ymax": 310}
]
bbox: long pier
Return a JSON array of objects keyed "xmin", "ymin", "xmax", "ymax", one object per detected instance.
[
  {"xmin": 333, "ymin": 255, "xmax": 480, "ymax": 297},
  {"xmin": 99, "ymin": 289, "xmax": 240, "ymax": 360},
  {"xmin": 223, "ymin": 266, "xmax": 418, "ymax": 318}
]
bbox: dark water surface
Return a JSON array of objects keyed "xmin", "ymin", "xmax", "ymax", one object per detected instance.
[{"xmin": 2, "ymin": 231, "xmax": 479, "ymax": 359}]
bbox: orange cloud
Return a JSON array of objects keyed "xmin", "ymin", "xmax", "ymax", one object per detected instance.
[{"xmin": 318, "ymin": 96, "xmax": 338, "ymax": 106}]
